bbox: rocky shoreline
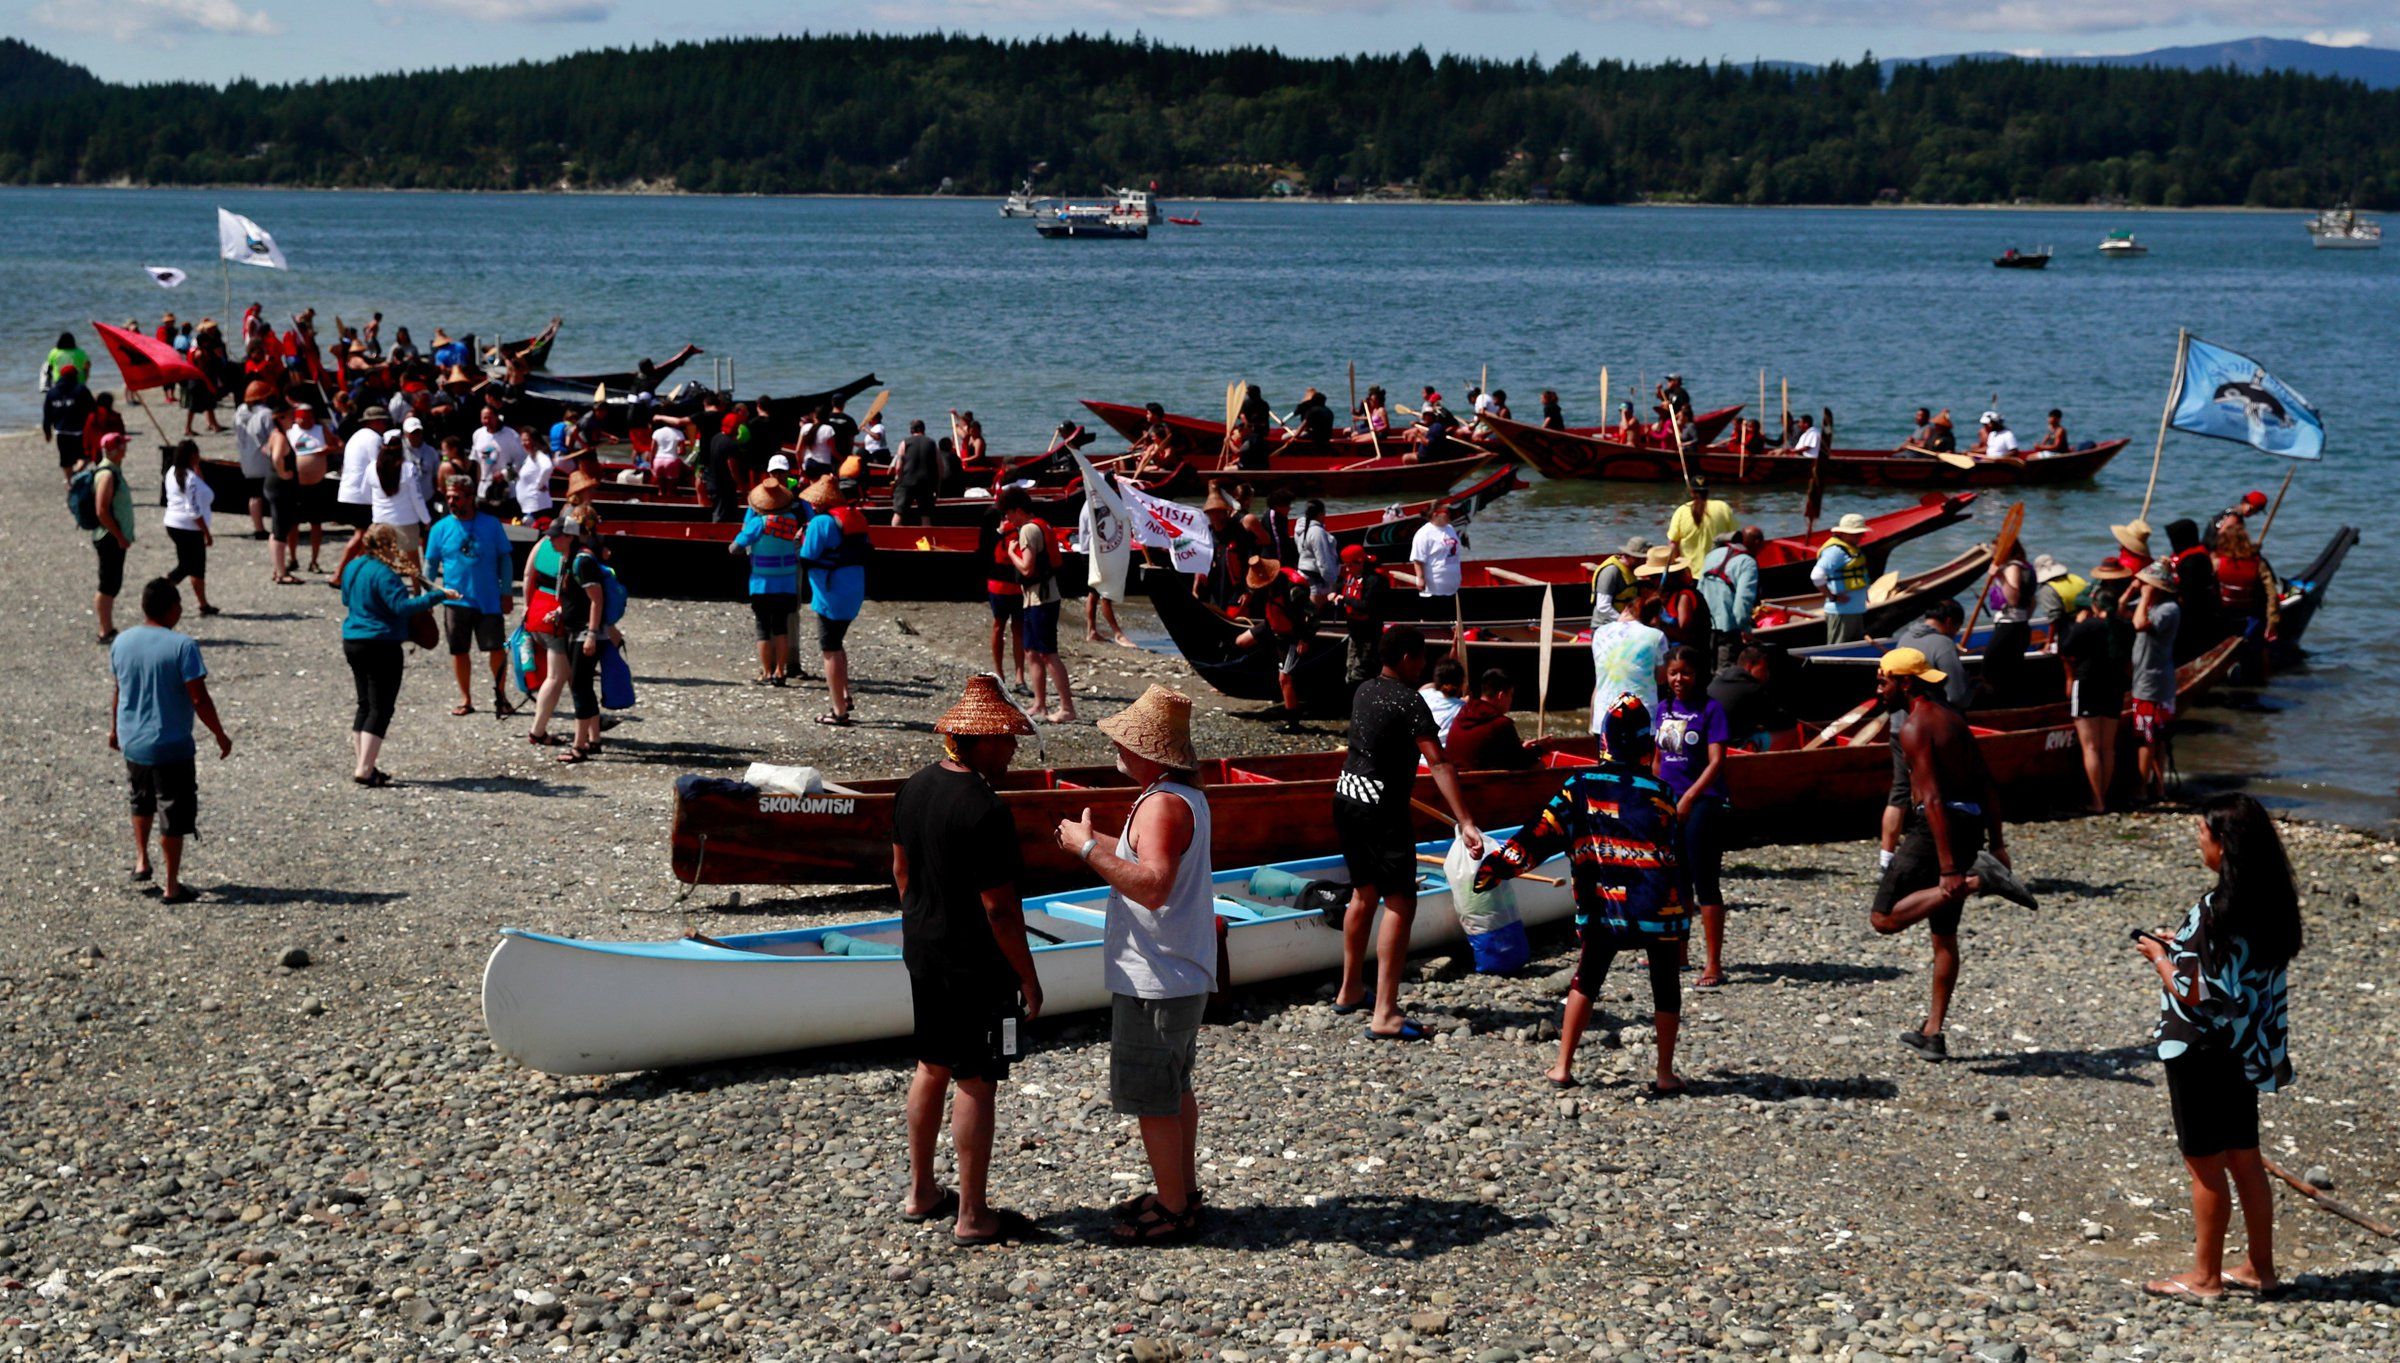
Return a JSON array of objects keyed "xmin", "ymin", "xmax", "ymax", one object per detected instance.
[{"xmin": 4, "ymin": 428, "xmax": 2395, "ymax": 1361}]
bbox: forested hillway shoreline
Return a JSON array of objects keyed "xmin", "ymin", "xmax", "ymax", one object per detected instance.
[{"xmin": 2, "ymin": 34, "xmax": 2395, "ymax": 208}]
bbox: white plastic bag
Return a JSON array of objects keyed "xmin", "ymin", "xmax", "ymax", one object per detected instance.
[{"xmin": 1442, "ymin": 836, "xmax": 1520, "ymax": 938}]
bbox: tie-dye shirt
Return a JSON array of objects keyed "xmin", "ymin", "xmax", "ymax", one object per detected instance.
[
  {"xmin": 1489, "ymin": 765, "xmax": 1686, "ymax": 942},
  {"xmin": 2153, "ymin": 892, "xmax": 2294, "ymax": 1094}
]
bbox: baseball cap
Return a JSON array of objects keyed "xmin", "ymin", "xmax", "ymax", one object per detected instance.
[
  {"xmin": 402, "ymin": 417, "xmax": 424, "ymax": 434},
  {"xmin": 1339, "ymin": 544, "xmax": 1370, "ymax": 566},
  {"xmin": 766, "ymin": 454, "xmax": 791, "ymax": 472},
  {"xmin": 2242, "ymin": 490, "xmax": 2268, "ymax": 509},
  {"xmin": 1878, "ymin": 647, "xmax": 1949, "ymax": 686}
]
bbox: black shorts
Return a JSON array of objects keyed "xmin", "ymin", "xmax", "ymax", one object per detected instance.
[
  {"xmin": 1886, "ymin": 731, "xmax": 1912, "ymax": 810},
  {"xmin": 94, "ymin": 536, "xmax": 127, "ymax": 597},
  {"xmin": 1869, "ymin": 811, "xmax": 1987, "ymax": 936},
  {"xmin": 304, "ymin": 481, "xmax": 338, "ymax": 524},
  {"xmin": 1333, "ymin": 797, "xmax": 1418, "ymax": 895},
  {"xmin": 444, "ymin": 605, "xmax": 505, "ymax": 655},
  {"xmin": 1678, "ymin": 796, "xmax": 1726, "ymax": 906},
  {"xmin": 908, "ymin": 969, "xmax": 1019, "ymax": 1084},
  {"xmin": 817, "ymin": 614, "xmax": 853, "ymax": 652},
  {"xmin": 2166, "ymin": 1046, "xmax": 2259, "ymax": 1158},
  {"xmin": 125, "ymin": 758, "xmax": 198, "ymax": 838},
  {"xmin": 2069, "ymin": 680, "xmax": 2124, "ymax": 722},
  {"xmin": 987, "ymin": 591, "xmax": 1022, "ymax": 623},
  {"xmin": 263, "ymin": 481, "xmax": 301, "ymax": 539},
  {"xmin": 57, "ymin": 434, "xmax": 84, "ymax": 470},
  {"xmin": 331, "ymin": 498, "xmax": 371, "ymax": 530},
  {"xmin": 749, "ymin": 592, "xmax": 798, "ymax": 640},
  {"xmin": 1021, "ymin": 601, "xmax": 1059, "ymax": 655},
  {"xmin": 1571, "ymin": 930, "xmax": 1683, "ymax": 1016}
]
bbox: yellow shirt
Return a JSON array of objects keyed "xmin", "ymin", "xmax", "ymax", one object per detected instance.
[{"xmin": 1667, "ymin": 499, "xmax": 1736, "ymax": 573}]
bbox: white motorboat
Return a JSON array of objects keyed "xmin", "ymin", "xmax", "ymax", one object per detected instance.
[
  {"xmin": 484, "ymin": 831, "xmax": 1570, "ymax": 1075},
  {"xmin": 2308, "ymin": 205, "xmax": 2382, "ymax": 250},
  {"xmin": 999, "ymin": 178, "xmax": 1053, "ymax": 219},
  {"xmin": 2097, "ymin": 230, "xmax": 2147, "ymax": 258}
]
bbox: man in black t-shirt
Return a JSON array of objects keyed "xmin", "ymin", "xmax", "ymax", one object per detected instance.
[
  {"xmin": 892, "ymin": 675, "xmax": 1045, "ymax": 1245},
  {"xmin": 890, "ymin": 420, "xmax": 943, "ymax": 526},
  {"xmin": 1331, "ymin": 626, "xmax": 1485, "ymax": 1042}
]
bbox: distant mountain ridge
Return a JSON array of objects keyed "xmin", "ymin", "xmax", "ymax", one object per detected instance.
[{"xmin": 1885, "ymin": 36, "xmax": 2400, "ymax": 90}]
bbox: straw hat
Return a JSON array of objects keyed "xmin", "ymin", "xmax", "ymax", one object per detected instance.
[
  {"xmin": 2091, "ymin": 561, "xmax": 2134, "ymax": 582},
  {"xmin": 241, "ymin": 379, "xmax": 278, "ymax": 404},
  {"xmin": 1878, "ymin": 646, "xmax": 1949, "ymax": 686},
  {"xmin": 800, "ymin": 475, "xmax": 842, "ymax": 509},
  {"xmin": 748, "ymin": 479, "xmax": 794, "ymax": 513},
  {"xmin": 565, "ymin": 467, "xmax": 602, "ymax": 501},
  {"xmin": 2033, "ymin": 553, "xmax": 2069, "ymax": 584},
  {"xmin": 1097, "ymin": 684, "xmax": 1198, "ymax": 772},
  {"xmin": 935, "ymin": 675, "xmax": 1035, "ymax": 737},
  {"xmin": 1245, "ymin": 558, "xmax": 1285, "ymax": 591},
  {"xmin": 2110, "ymin": 519, "xmax": 2152, "ymax": 554},
  {"xmin": 1632, "ymin": 545, "xmax": 1683, "ymax": 579},
  {"xmin": 1829, "ymin": 513, "xmax": 1870, "ymax": 539}
]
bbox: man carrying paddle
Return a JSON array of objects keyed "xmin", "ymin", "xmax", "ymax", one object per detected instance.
[
  {"xmin": 893, "ymin": 676, "xmax": 1045, "ymax": 1247},
  {"xmin": 1867, "ymin": 649, "xmax": 2038, "ymax": 1062},
  {"xmin": 1331, "ymin": 626, "xmax": 1484, "ymax": 1041},
  {"xmin": 1666, "ymin": 479, "xmax": 1736, "ymax": 581}
]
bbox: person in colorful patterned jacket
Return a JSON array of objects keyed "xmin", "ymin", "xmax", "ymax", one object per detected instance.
[
  {"xmin": 1477, "ymin": 693, "xmax": 1691, "ymax": 1095},
  {"xmin": 2133, "ymin": 793, "xmax": 2301, "ymax": 1305}
]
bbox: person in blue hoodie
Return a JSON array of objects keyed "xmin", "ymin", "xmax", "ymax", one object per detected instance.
[
  {"xmin": 339, "ymin": 523, "xmax": 453, "ymax": 787},
  {"xmin": 422, "ymin": 476, "xmax": 518, "ymax": 718},
  {"xmin": 730, "ymin": 476, "xmax": 808, "ymax": 686}
]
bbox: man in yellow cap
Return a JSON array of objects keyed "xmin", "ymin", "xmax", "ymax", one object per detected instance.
[
  {"xmin": 1867, "ymin": 648, "xmax": 2036, "ymax": 1062},
  {"xmin": 893, "ymin": 676, "xmax": 1045, "ymax": 1246}
]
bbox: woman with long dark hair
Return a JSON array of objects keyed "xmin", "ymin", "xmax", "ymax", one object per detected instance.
[
  {"xmin": 2134, "ymin": 793, "xmax": 2301, "ymax": 1303},
  {"xmin": 160, "ymin": 440, "xmax": 219, "ymax": 616},
  {"xmin": 338, "ymin": 524, "xmax": 453, "ymax": 786}
]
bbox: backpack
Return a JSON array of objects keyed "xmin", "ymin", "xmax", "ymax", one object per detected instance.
[{"xmin": 67, "ymin": 463, "xmax": 102, "ymax": 531}]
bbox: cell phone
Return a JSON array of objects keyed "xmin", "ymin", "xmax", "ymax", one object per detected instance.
[
  {"xmin": 1000, "ymin": 1017, "xmax": 1019, "ymax": 1059},
  {"xmin": 2128, "ymin": 928, "xmax": 2173, "ymax": 948}
]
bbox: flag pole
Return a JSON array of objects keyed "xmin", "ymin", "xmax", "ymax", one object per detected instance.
[
  {"xmin": 2255, "ymin": 465, "xmax": 2297, "ymax": 550},
  {"xmin": 2139, "ymin": 328, "xmax": 2190, "ymax": 524}
]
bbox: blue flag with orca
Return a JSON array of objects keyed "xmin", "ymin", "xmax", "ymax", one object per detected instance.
[{"xmin": 2169, "ymin": 336, "xmax": 2323, "ymax": 462}]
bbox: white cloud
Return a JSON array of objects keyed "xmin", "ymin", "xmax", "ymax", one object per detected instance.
[
  {"xmin": 1555, "ymin": 0, "xmax": 2388, "ymax": 37},
  {"xmin": 2304, "ymin": 29, "xmax": 2373, "ymax": 46},
  {"xmin": 375, "ymin": 0, "xmax": 614, "ymax": 21},
  {"xmin": 33, "ymin": 0, "xmax": 280, "ymax": 42}
]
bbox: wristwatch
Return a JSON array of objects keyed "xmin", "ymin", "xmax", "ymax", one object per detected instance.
[{"xmin": 1078, "ymin": 836, "xmax": 1099, "ymax": 863}]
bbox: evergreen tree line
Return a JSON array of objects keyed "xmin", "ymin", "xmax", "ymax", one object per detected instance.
[{"xmin": 2, "ymin": 34, "xmax": 2394, "ymax": 207}]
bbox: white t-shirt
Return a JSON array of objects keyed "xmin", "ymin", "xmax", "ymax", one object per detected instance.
[
  {"xmin": 651, "ymin": 424, "xmax": 685, "ymax": 463},
  {"xmin": 1983, "ymin": 429, "xmax": 2020, "ymax": 460},
  {"xmin": 471, "ymin": 425, "xmax": 528, "ymax": 483},
  {"xmin": 515, "ymin": 450, "xmax": 556, "ymax": 514},
  {"xmin": 862, "ymin": 419, "xmax": 887, "ymax": 455},
  {"xmin": 807, "ymin": 423, "xmax": 838, "ymax": 469},
  {"xmin": 1421, "ymin": 687, "xmax": 1465, "ymax": 741},
  {"xmin": 1409, "ymin": 522, "xmax": 1463, "ymax": 597},
  {"xmin": 162, "ymin": 468, "xmax": 215, "ymax": 530},
  {"xmin": 337, "ymin": 427, "xmax": 385, "ymax": 505},
  {"xmin": 1794, "ymin": 427, "xmax": 1823, "ymax": 459},
  {"xmin": 370, "ymin": 461, "xmax": 430, "ymax": 527}
]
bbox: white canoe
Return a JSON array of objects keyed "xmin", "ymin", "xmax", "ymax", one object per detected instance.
[{"xmin": 483, "ymin": 830, "xmax": 1571, "ymax": 1075}]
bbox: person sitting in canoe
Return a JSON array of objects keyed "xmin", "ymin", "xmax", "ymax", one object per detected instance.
[
  {"xmin": 1285, "ymin": 387, "xmax": 1335, "ymax": 450},
  {"xmin": 2030, "ymin": 408, "xmax": 2072, "ymax": 455},
  {"xmin": 1539, "ymin": 390, "xmax": 1565, "ymax": 431},
  {"xmin": 1968, "ymin": 411, "xmax": 2020, "ymax": 461},
  {"xmin": 1410, "ymin": 388, "xmax": 1455, "ymax": 463},
  {"xmin": 1476, "ymin": 693, "xmax": 1689, "ymax": 1094},
  {"xmin": 1355, "ymin": 385, "xmax": 1391, "ymax": 438}
]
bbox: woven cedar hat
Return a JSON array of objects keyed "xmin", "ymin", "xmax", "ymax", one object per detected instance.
[
  {"xmin": 748, "ymin": 479, "xmax": 793, "ymax": 513},
  {"xmin": 2090, "ymin": 561, "xmax": 2134, "ymax": 582},
  {"xmin": 800, "ymin": 475, "xmax": 843, "ymax": 509},
  {"xmin": 1201, "ymin": 484, "xmax": 1234, "ymax": 516},
  {"xmin": 1097, "ymin": 684, "xmax": 1198, "ymax": 772},
  {"xmin": 2136, "ymin": 560, "xmax": 2177, "ymax": 592},
  {"xmin": 1245, "ymin": 558, "xmax": 1284, "ymax": 590},
  {"xmin": 936, "ymin": 675, "xmax": 1035, "ymax": 737},
  {"xmin": 565, "ymin": 467, "xmax": 602, "ymax": 501}
]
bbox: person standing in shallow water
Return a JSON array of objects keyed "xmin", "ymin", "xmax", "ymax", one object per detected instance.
[
  {"xmin": 2134, "ymin": 793, "xmax": 2300, "ymax": 1305},
  {"xmin": 894, "ymin": 676, "xmax": 1046, "ymax": 1248}
]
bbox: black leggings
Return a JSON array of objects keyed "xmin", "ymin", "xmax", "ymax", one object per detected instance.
[
  {"xmin": 568, "ymin": 639, "xmax": 602, "ymax": 721},
  {"xmin": 1573, "ymin": 932, "xmax": 1684, "ymax": 1016},
  {"xmin": 166, "ymin": 526, "xmax": 208, "ymax": 584},
  {"xmin": 344, "ymin": 638, "xmax": 405, "ymax": 738}
]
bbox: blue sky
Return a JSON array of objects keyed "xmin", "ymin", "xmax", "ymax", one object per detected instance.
[{"xmin": 16, "ymin": 0, "xmax": 2393, "ymax": 85}]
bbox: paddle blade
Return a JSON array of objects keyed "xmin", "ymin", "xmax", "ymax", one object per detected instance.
[
  {"xmin": 863, "ymin": 389, "xmax": 890, "ymax": 424},
  {"xmin": 594, "ymin": 383, "xmax": 607, "ymax": 405},
  {"xmin": 1536, "ymin": 585, "xmax": 1556, "ymax": 703},
  {"xmin": 1866, "ymin": 570, "xmax": 1901, "ymax": 606}
]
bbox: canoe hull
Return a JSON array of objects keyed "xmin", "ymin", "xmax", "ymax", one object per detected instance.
[{"xmin": 1483, "ymin": 412, "xmax": 2126, "ymax": 487}]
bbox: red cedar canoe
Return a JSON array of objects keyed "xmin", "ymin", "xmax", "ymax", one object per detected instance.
[
  {"xmin": 1481, "ymin": 410, "xmax": 2127, "ymax": 487},
  {"xmin": 1082, "ymin": 398, "xmax": 1741, "ymax": 463}
]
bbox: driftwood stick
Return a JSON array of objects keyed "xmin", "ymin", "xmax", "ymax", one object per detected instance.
[{"xmin": 2263, "ymin": 1158, "xmax": 2400, "ymax": 1239}]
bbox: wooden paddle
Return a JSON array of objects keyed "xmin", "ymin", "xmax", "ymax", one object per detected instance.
[
  {"xmin": 1485, "ymin": 566, "xmax": 1547, "ymax": 587},
  {"xmin": 1961, "ymin": 501, "xmax": 2028, "ymax": 637},
  {"xmin": 1351, "ymin": 361, "xmax": 1386, "ymax": 460},
  {"xmin": 862, "ymin": 389, "xmax": 890, "ymax": 426},
  {"xmin": 1535, "ymin": 584, "xmax": 1556, "ymax": 741},
  {"xmin": 1864, "ymin": 570, "xmax": 1903, "ymax": 607},
  {"xmin": 1219, "ymin": 380, "xmax": 1242, "ymax": 469},
  {"xmin": 2255, "ymin": 466, "xmax": 2297, "ymax": 549},
  {"xmin": 1801, "ymin": 695, "xmax": 1880, "ymax": 751},
  {"xmin": 1904, "ymin": 444, "xmax": 1978, "ymax": 471},
  {"xmin": 1598, "ymin": 367, "xmax": 1609, "ymax": 439}
]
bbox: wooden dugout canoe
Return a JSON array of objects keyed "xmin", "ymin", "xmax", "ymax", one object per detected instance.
[
  {"xmin": 1481, "ymin": 410, "xmax": 2128, "ymax": 487},
  {"xmin": 504, "ymin": 830, "xmax": 1576, "ymax": 1073},
  {"xmin": 1081, "ymin": 398, "xmax": 1742, "ymax": 462}
]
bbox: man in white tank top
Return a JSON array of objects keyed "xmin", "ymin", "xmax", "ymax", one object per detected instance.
[{"xmin": 1055, "ymin": 685, "xmax": 1215, "ymax": 1246}]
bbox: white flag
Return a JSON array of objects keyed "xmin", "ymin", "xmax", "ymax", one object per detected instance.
[
  {"xmin": 1121, "ymin": 480, "xmax": 1214, "ymax": 575},
  {"xmin": 144, "ymin": 265, "xmax": 187, "ymax": 289},
  {"xmin": 217, "ymin": 207, "xmax": 288, "ymax": 270},
  {"xmin": 1070, "ymin": 452, "xmax": 1132, "ymax": 600}
]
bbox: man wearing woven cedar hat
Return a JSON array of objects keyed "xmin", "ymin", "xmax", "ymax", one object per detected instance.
[
  {"xmin": 894, "ymin": 677, "xmax": 1046, "ymax": 1247},
  {"xmin": 1055, "ymin": 685, "xmax": 1216, "ymax": 1245}
]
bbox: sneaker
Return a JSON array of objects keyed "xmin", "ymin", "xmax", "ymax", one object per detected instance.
[
  {"xmin": 1973, "ymin": 851, "xmax": 2039, "ymax": 911},
  {"xmin": 1897, "ymin": 1025, "xmax": 1948, "ymax": 1061}
]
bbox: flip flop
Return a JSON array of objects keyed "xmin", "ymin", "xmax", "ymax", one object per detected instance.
[
  {"xmin": 1647, "ymin": 1080, "xmax": 1689, "ymax": 1098},
  {"xmin": 2142, "ymin": 1279, "xmax": 2222, "ymax": 1305},
  {"xmin": 130, "ymin": 867, "xmax": 153, "ymax": 883},
  {"xmin": 1693, "ymin": 973, "xmax": 1726, "ymax": 991},
  {"xmin": 1365, "ymin": 1021, "xmax": 1428, "ymax": 1043},
  {"xmin": 157, "ymin": 887, "xmax": 198, "ymax": 906},
  {"xmin": 1329, "ymin": 999, "xmax": 1366, "ymax": 1016},
  {"xmin": 2220, "ymin": 1271, "xmax": 2285, "ymax": 1298},
  {"xmin": 950, "ymin": 1208, "xmax": 1037, "ymax": 1248},
  {"xmin": 451, "ymin": 703, "xmax": 476, "ymax": 717},
  {"xmin": 1547, "ymin": 1074, "xmax": 1580, "ymax": 1090},
  {"xmin": 901, "ymin": 1189, "xmax": 958, "ymax": 1224}
]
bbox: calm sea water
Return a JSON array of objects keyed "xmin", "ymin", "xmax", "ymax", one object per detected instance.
[{"xmin": 5, "ymin": 188, "xmax": 2389, "ymax": 830}]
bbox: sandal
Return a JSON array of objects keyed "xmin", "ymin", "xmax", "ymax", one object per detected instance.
[
  {"xmin": 1111, "ymin": 1200, "xmax": 1199, "ymax": 1247},
  {"xmin": 527, "ymin": 732, "xmax": 561, "ymax": 746},
  {"xmin": 950, "ymin": 1208, "xmax": 1037, "ymax": 1248},
  {"xmin": 492, "ymin": 699, "xmax": 519, "ymax": 719},
  {"xmin": 2221, "ymin": 1269, "xmax": 2285, "ymax": 1298},
  {"xmin": 556, "ymin": 747, "xmax": 588, "ymax": 764},
  {"xmin": 157, "ymin": 887, "xmax": 198, "ymax": 906},
  {"xmin": 1365, "ymin": 1021, "xmax": 1429, "ymax": 1043},
  {"xmin": 274, "ymin": 575, "xmax": 304, "ymax": 586},
  {"xmin": 351, "ymin": 770, "xmax": 394, "ymax": 788},
  {"xmin": 1693, "ymin": 972, "xmax": 1726, "ymax": 991},
  {"xmin": 2142, "ymin": 1278, "xmax": 2223, "ymax": 1305},
  {"xmin": 815, "ymin": 710, "xmax": 852, "ymax": 727},
  {"xmin": 1110, "ymin": 1189, "xmax": 1206, "ymax": 1221},
  {"xmin": 451, "ymin": 703, "xmax": 476, "ymax": 717},
  {"xmin": 901, "ymin": 1189, "xmax": 958, "ymax": 1225}
]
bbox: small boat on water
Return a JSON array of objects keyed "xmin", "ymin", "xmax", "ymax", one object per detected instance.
[
  {"xmin": 492, "ymin": 830, "xmax": 1573, "ymax": 1073},
  {"xmin": 1168, "ymin": 216, "xmax": 1203, "ymax": 227},
  {"xmin": 1992, "ymin": 247, "xmax": 2051, "ymax": 270},
  {"xmin": 2097, "ymin": 231, "xmax": 2148, "ymax": 258},
  {"xmin": 1481, "ymin": 411, "xmax": 2125, "ymax": 488},
  {"xmin": 1083, "ymin": 399, "xmax": 1743, "ymax": 467},
  {"xmin": 999, "ymin": 177, "xmax": 1054, "ymax": 219},
  {"xmin": 2307, "ymin": 205, "xmax": 2382, "ymax": 250},
  {"xmin": 1033, "ymin": 187, "xmax": 1158, "ymax": 239}
]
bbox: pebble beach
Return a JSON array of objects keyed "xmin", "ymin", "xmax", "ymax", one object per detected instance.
[{"xmin": 4, "ymin": 425, "xmax": 2397, "ymax": 1362}]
